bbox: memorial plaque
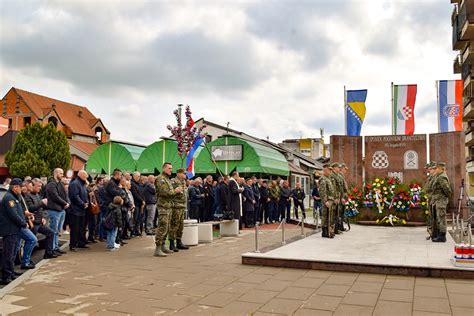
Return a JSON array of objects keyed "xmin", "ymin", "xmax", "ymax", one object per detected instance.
[
  {"xmin": 365, "ymin": 134, "xmax": 427, "ymax": 183},
  {"xmin": 429, "ymin": 131, "xmax": 466, "ymax": 215},
  {"xmin": 330, "ymin": 135, "xmax": 363, "ymax": 188}
]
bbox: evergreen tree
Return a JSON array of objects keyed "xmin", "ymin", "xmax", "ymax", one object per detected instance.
[{"xmin": 5, "ymin": 122, "xmax": 71, "ymax": 178}]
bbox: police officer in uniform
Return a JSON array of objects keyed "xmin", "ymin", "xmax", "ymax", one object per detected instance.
[
  {"xmin": 0, "ymin": 178, "xmax": 27, "ymax": 285},
  {"xmin": 154, "ymin": 162, "xmax": 183, "ymax": 257},
  {"xmin": 430, "ymin": 162, "xmax": 452, "ymax": 243},
  {"xmin": 168, "ymin": 168, "xmax": 189, "ymax": 252},
  {"xmin": 319, "ymin": 164, "xmax": 335, "ymax": 238},
  {"xmin": 423, "ymin": 161, "xmax": 437, "ymax": 240},
  {"xmin": 330, "ymin": 163, "xmax": 344, "ymax": 234}
]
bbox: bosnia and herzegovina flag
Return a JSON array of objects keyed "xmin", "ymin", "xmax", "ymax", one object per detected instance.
[
  {"xmin": 438, "ymin": 80, "xmax": 463, "ymax": 132},
  {"xmin": 345, "ymin": 89, "xmax": 367, "ymax": 136},
  {"xmin": 392, "ymin": 84, "xmax": 417, "ymax": 135}
]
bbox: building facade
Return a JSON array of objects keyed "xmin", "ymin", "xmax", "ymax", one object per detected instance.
[
  {"xmin": 452, "ymin": 0, "xmax": 474, "ymax": 195},
  {"xmin": 279, "ymin": 138, "xmax": 328, "ymax": 160},
  {"xmin": 0, "ymin": 87, "xmax": 110, "ymax": 175}
]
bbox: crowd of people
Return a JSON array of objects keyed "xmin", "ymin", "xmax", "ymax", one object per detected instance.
[{"xmin": 0, "ymin": 162, "xmax": 328, "ymax": 284}]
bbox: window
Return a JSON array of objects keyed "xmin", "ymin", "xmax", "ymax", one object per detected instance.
[
  {"xmin": 48, "ymin": 116, "xmax": 58, "ymax": 127},
  {"xmin": 8, "ymin": 118, "xmax": 12, "ymax": 129},
  {"xmin": 205, "ymin": 135, "xmax": 212, "ymax": 144},
  {"xmin": 95, "ymin": 127, "xmax": 103, "ymax": 141},
  {"xmin": 23, "ymin": 116, "xmax": 31, "ymax": 126}
]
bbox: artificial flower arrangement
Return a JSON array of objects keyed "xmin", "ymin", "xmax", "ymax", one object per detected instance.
[{"xmin": 344, "ymin": 187, "xmax": 363, "ymax": 218}]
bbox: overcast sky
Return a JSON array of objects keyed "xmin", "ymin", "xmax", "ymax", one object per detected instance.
[{"xmin": 0, "ymin": 0, "xmax": 458, "ymax": 145}]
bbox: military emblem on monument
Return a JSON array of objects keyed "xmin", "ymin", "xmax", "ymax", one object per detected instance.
[
  {"xmin": 403, "ymin": 150, "xmax": 418, "ymax": 169},
  {"xmin": 371, "ymin": 151, "xmax": 389, "ymax": 169}
]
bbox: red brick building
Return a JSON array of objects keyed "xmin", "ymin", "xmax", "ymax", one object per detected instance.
[{"xmin": 0, "ymin": 87, "xmax": 110, "ymax": 176}]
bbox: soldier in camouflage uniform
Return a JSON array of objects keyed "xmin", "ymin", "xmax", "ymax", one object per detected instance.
[
  {"xmin": 168, "ymin": 168, "xmax": 189, "ymax": 252},
  {"xmin": 429, "ymin": 162, "xmax": 452, "ymax": 243},
  {"xmin": 154, "ymin": 162, "xmax": 183, "ymax": 257},
  {"xmin": 329, "ymin": 163, "xmax": 344, "ymax": 234},
  {"xmin": 423, "ymin": 161, "xmax": 437, "ymax": 240},
  {"xmin": 319, "ymin": 164, "xmax": 335, "ymax": 238},
  {"xmin": 338, "ymin": 163, "xmax": 349, "ymax": 232}
]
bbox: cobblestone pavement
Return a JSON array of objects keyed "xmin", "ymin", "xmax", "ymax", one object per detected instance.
[{"xmin": 0, "ymin": 226, "xmax": 473, "ymax": 315}]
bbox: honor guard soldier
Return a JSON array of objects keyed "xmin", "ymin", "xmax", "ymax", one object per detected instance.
[
  {"xmin": 330, "ymin": 163, "xmax": 344, "ymax": 234},
  {"xmin": 429, "ymin": 162, "xmax": 452, "ymax": 242},
  {"xmin": 319, "ymin": 164, "xmax": 336, "ymax": 238},
  {"xmin": 338, "ymin": 163, "xmax": 349, "ymax": 232},
  {"xmin": 154, "ymin": 162, "xmax": 183, "ymax": 257},
  {"xmin": 0, "ymin": 178, "xmax": 27, "ymax": 285},
  {"xmin": 423, "ymin": 161, "xmax": 437, "ymax": 240},
  {"xmin": 168, "ymin": 168, "xmax": 189, "ymax": 252}
]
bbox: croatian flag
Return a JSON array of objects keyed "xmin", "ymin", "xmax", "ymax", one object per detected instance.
[
  {"xmin": 392, "ymin": 84, "xmax": 417, "ymax": 135},
  {"xmin": 438, "ymin": 80, "xmax": 463, "ymax": 132},
  {"xmin": 345, "ymin": 89, "xmax": 368, "ymax": 136},
  {"xmin": 185, "ymin": 136, "xmax": 204, "ymax": 179}
]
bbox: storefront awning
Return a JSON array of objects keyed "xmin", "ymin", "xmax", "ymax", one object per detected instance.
[
  {"xmin": 86, "ymin": 142, "xmax": 145, "ymax": 175},
  {"xmin": 136, "ymin": 139, "xmax": 187, "ymax": 174},
  {"xmin": 194, "ymin": 136, "xmax": 289, "ymax": 176}
]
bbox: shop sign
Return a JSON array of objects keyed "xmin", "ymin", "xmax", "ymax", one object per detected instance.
[{"xmin": 211, "ymin": 145, "xmax": 243, "ymax": 161}]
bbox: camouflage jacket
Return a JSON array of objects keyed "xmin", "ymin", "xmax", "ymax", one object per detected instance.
[
  {"xmin": 171, "ymin": 177, "xmax": 187, "ymax": 209},
  {"xmin": 429, "ymin": 172, "xmax": 452, "ymax": 203},
  {"xmin": 329, "ymin": 173, "xmax": 342, "ymax": 199},
  {"xmin": 319, "ymin": 175, "xmax": 335, "ymax": 205},
  {"xmin": 155, "ymin": 174, "xmax": 176, "ymax": 209},
  {"xmin": 269, "ymin": 186, "xmax": 280, "ymax": 201},
  {"xmin": 339, "ymin": 173, "xmax": 348, "ymax": 199}
]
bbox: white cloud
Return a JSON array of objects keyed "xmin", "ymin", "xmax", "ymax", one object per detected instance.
[{"xmin": 0, "ymin": 0, "xmax": 458, "ymax": 146}]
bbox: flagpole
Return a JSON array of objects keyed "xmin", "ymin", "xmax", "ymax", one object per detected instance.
[
  {"xmin": 344, "ymin": 85, "xmax": 347, "ymax": 135},
  {"xmin": 391, "ymin": 82, "xmax": 394, "ymax": 135},
  {"xmin": 436, "ymin": 80, "xmax": 440, "ymax": 133}
]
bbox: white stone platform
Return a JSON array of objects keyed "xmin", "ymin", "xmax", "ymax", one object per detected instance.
[{"xmin": 242, "ymin": 225, "xmax": 474, "ymax": 278}]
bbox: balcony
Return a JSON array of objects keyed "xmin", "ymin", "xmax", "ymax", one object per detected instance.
[
  {"xmin": 463, "ymin": 80, "xmax": 474, "ymax": 105},
  {"xmin": 453, "ymin": 10, "xmax": 466, "ymax": 50},
  {"xmin": 454, "ymin": 54, "xmax": 462, "ymax": 73},
  {"xmin": 466, "ymin": 130, "xmax": 474, "ymax": 146},
  {"xmin": 458, "ymin": 1, "xmax": 474, "ymax": 41},
  {"xmin": 464, "ymin": 98, "xmax": 474, "ymax": 120}
]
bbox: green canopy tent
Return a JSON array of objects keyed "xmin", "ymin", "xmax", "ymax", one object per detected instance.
[
  {"xmin": 194, "ymin": 136, "xmax": 289, "ymax": 177},
  {"xmin": 85, "ymin": 142, "xmax": 145, "ymax": 175},
  {"xmin": 136, "ymin": 139, "xmax": 187, "ymax": 174}
]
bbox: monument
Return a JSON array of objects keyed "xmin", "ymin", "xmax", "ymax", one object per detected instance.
[{"xmin": 330, "ymin": 135, "xmax": 363, "ymax": 187}]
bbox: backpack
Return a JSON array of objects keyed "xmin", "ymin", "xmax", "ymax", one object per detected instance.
[{"xmin": 103, "ymin": 210, "xmax": 115, "ymax": 230}]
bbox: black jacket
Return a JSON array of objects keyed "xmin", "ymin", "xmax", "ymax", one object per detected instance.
[
  {"xmin": 252, "ymin": 184, "xmax": 261, "ymax": 202},
  {"xmin": 105, "ymin": 178, "xmax": 122, "ymax": 206},
  {"xmin": 189, "ymin": 185, "xmax": 204, "ymax": 206},
  {"xmin": 218, "ymin": 182, "xmax": 229, "ymax": 212},
  {"xmin": 68, "ymin": 178, "xmax": 89, "ymax": 216},
  {"xmin": 0, "ymin": 190, "xmax": 27, "ymax": 236},
  {"xmin": 243, "ymin": 184, "xmax": 255, "ymax": 213},
  {"xmin": 45, "ymin": 177, "xmax": 69, "ymax": 211},
  {"xmin": 228, "ymin": 178, "xmax": 241, "ymax": 218},
  {"xmin": 259, "ymin": 186, "xmax": 269, "ymax": 204},
  {"xmin": 131, "ymin": 179, "xmax": 145, "ymax": 207},
  {"xmin": 107, "ymin": 203, "xmax": 122, "ymax": 228},
  {"xmin": 143, "ymin": 182, "xmax": 157, "ymax": 205},
  {"xmin": 24, "ymin": 192, "xmax": 47, "ymax": 224}
]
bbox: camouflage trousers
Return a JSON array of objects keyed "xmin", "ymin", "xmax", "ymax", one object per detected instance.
[
  {"xmin": 332, "ymin": 202, "xmax": 343, "ymax": 229},
  {"xmin": 427, "ymin": 203, "xmax": 434, "ymax": 237},
  {"xmin": 155, "ymin": 208, "xmax": 171, "ymax": 246},
  {"xmin": 433, "ymin": 201, "xmax": 448, "ymax": 234},
  {"xmin": 168, "ymin": 208, "xmax": 185, "ymax": 240},
  {"xmin": 321, "ymin": 203, "xmax": 334, "ymax": 234}
]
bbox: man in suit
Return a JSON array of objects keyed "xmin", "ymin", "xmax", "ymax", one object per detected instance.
[
  {"xmin": 68, "ymin": 170, "xmax": 90, "ymax": 251},
  {"xmin": 242, "ymin": 178, "xmax": 256, "ymax": 228},
  {"xmin": 228, "ymin": 171, "xmax": 244, "ymax": 230}
]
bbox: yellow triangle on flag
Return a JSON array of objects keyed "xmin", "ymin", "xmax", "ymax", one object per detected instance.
[{"xmin": 348, "ymin": 102, "xmax": 366, "ymax": 121}]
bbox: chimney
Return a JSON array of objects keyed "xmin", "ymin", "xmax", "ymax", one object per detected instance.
[{"xmin": 78, "ymin": 110, "xmax": 83, "ymax": 118}]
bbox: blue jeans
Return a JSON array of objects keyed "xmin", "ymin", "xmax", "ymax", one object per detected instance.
[
  {"xmin": 106, "ymin": 227, "xmax": 118, "ymax": 249},
  {"xmin": 16, "ymin": 228, "xmax": 38, "ymax": 266},
  {"xmin": 48, "ymin": 210, "xmax": 65, "ymax": 250}
]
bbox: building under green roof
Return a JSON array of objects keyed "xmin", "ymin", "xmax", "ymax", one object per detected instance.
[
  {"xmin": 85, "ymin": 141, "xmax": 145, "ymax": 175},
  {"xmin": 136, "ymin": 139, "xmax": 187, "ymax": 174},
  {"xmin": 194, "ymin": 136, "xmax": 289, "ymax": 177}
]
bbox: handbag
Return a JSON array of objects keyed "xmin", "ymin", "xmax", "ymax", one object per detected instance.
[{"xmin": 88, "ymin": 191, "xmax": 100, "ymax": 215}]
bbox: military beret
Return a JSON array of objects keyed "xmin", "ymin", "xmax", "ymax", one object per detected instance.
[
  {"xmin": 323, "ymin": 163, "xmax": 332, "ymax": 169},
  {"xmin": 330, "ymin": 163, "xmax": 340, "ymax": 168},
  {"xmin": 10, "ymin": 178, "xmax": 22, "ymax": 186},
  {"xmin": 176, "ymin": 168, "xmax": 185, "ymax": 174},
  {"xmin": 437, "ymin": 162, "xmax": 446, "ymax": 168}
]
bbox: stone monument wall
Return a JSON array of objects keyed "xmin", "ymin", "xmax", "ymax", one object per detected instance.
[{"xmin": 330, "ymin": 135, "xmax": 363, "ymax": 188}]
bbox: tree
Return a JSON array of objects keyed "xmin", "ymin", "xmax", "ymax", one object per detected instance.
[{"xmin": 5, "ymin": 123, "xmax": 71, "ymax": 178}]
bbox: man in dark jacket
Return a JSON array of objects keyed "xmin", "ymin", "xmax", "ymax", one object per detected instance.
[
  {"xmin": 68, "ymin": 170, "xmax": 90, "ymax": 251},
  {"xmin": 228, "ymin": 171, "xmax": 244, "ymax": 229},
  {"xmin": 0, "ymin": 178, "xmax": 27, "ymax": 285},
  {"xmin": 130, "ymin": 172, "xmax": 145, "ymax": 236},
  {"xmin": 144, "ymin": 175, "xmax": 157, "ymax": 235},
  {"xmin": 242, "ymin": 178, "xmax": 256, "ymax": 228},
  {"xmin": 292, "ymin": 182, "xmax": 306, "ymax": 220},
  {"xmin": 96, "ymin": 178, "xmax": 108, "ymax": 241},
  {"xmin": 279, "ymin": 180, "xmax": 291, "ymax": 221},
  {"xmin": 45, "ymin": 168, "xmax": 69, "ymax": 254},
  {"xmin": 218, "ymin": 176, "xmax": 229, "ymax": 219},
  {"xmin": 251, "ymin": 176, "xmax": 260, "ymax": 224},
  {"xmin": 24, "ymin": 178, "xmax": 56, "ymax": 259},
  {"xmin": 202, "ymin": 175, "xmax": 215, "ymax": 222},
  {"xmin": 188, "ymin": 178, "xmax": 205, "ymax": 221},
  {"xmin": 259, "ymin": 180, "xmax": 270, "ymax": 223}
]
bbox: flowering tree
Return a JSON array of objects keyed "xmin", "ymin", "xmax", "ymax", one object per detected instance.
[{"xmin": 167, "ymin": 105, "xmax": 206, "ymax": 168}]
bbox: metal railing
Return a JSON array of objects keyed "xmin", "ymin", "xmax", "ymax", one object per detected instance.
[{"xmin": 253, "ymin": 218, "xmax": 309, "ymax": 253}]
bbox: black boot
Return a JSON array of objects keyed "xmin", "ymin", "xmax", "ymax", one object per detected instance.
[
  {"xmin": 176, "ymin": 239, "xmax": 189, "ymax": 250},
  {"xmin": 432, "ymin": 232, "xmax": 446, "ymax": 243},
  {"xmin": 169, "ymin": 239, "xmax": 178, "ymax": 252},
  {"xmin": 322, "ymin": 227, "xmax": 330, "ymax": 238}
]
